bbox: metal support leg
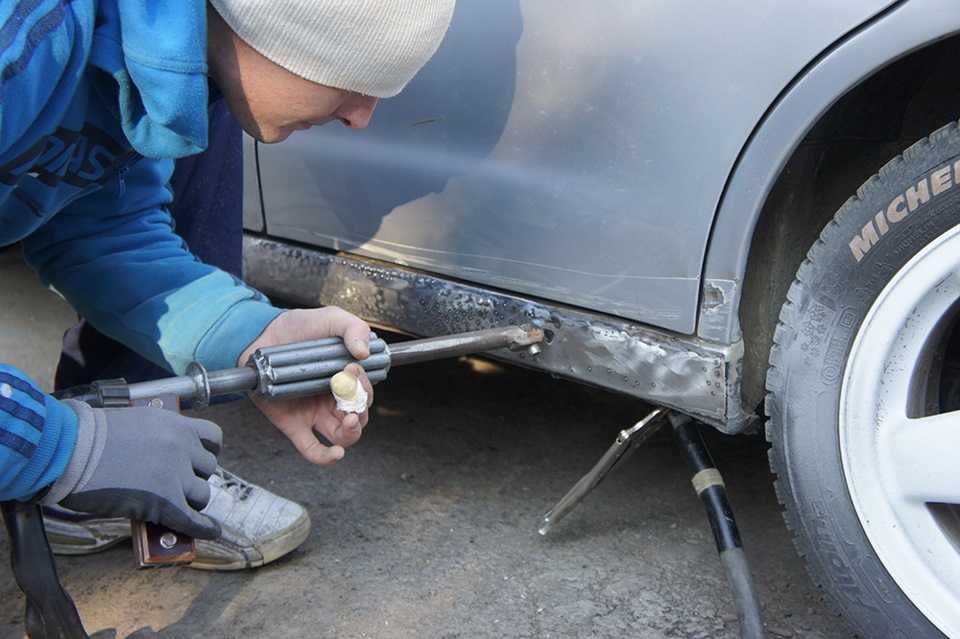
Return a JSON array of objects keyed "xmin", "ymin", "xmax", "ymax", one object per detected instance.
[
  {"xmin": 669, "ymin": 412, "xmax": 765, "ymax": 639},
  {"xmin": 539, "ymin": 408, "xmax": 667, "ymax": 535},
  {"xmin": 1, "ymin": 501, "xmax": 90, "ymax": 639},
  {"xmin": 539, "ymin": 408, "xmax": 766, "ymax": 639}
]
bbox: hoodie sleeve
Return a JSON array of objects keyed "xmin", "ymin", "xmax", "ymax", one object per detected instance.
[
  {"xmin": 22, "ymin": 156, "xmax": 282, "ymax": 375},
  {"xmin": 0, "ymin": 365, "xmax": 77, "ymax": 501}
]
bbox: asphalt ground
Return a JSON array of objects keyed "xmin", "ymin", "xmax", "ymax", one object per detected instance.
[{"xmin": 0, "ymin": 255, "xmax": 855, "ymax": 638}]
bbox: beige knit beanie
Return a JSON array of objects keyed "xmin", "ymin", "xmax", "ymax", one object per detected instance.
[{"xmin": 209, "ymin": 0, "xmax": 457, "ymax": 98}]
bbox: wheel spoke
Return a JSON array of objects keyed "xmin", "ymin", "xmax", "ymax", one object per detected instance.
[
  {"xmin": 884, "ymin": 410, "xmax": 960, "ymax": 504},
  {"xmin": 857, "ymin": 275, "xmax": 960, "ymax": 417}
]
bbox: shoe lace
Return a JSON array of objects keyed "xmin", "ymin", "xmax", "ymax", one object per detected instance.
[{"xmin": 215, "ymin": 468, "xmax": 253, "ymax": 500}]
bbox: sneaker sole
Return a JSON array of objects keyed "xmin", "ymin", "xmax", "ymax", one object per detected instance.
[
  {"xmin": 47, "ymin": 517, "xmax": 132, "ymax": 556},
  {"xmin": 189, "ymin": 510, "xmax": 312, "ymax": 572}
]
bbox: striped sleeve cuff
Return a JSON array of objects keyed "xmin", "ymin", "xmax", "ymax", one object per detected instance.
[{"xmin": 0, "ymin": 368, "xmax": 78, "ymax": 502}]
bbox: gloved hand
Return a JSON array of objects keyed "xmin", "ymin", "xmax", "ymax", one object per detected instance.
[{"xmin": 42, "ymin": 400, "xmax": 222, "ymax": 539}]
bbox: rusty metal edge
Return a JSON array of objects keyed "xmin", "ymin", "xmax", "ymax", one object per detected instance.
[{"xmin": 243, "ymin": 235, "xmax": 755, "ymax": 433}]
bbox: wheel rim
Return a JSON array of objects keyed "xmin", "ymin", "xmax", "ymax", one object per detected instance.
[{"xmin": 841, "ymin": 223, "xmax": 960, "ymax": 637}]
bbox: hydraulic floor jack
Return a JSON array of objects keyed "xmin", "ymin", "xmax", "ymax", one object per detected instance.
[{"xmin": 1, "ymin": 325, "xmax": 763, "ymax": 638}]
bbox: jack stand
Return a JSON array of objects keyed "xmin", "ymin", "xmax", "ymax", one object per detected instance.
[
  {"xmin": 1, "ymin": 501, "xmax": 89, "ymax": 639},
  {"xmin": 539, "ymin": 408, "xmax": 766, "ymax": 639}
]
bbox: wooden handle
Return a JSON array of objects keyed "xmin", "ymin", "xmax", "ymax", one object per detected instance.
[{"xmin": 129, "ymin": 395, "xmax": 198, "ymax": 568}]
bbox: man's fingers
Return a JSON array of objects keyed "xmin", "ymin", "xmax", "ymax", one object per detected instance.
[
  {"xmin": 191, "ymin": 446, "xmax": 219, "ymax": 479},
  {"xmin": 323, "ymin": 307, "xmax": 371, "ymax": 360},
  {"xmin": 340, "ymin": 413, "xmax": 363, "ymax": 441},
  {"xmin": 316, "ymin": 409, "xmax": 362, "ymax": 448},
  {"xmin": 288, "ymin": 427, "xmax": 344, "ymax": 466},
  {"xmin": 315, "ymin": 393, "xmax": 366, "ymax": 445},
  {"xmin": 344, "ymin": 363, "xmax": 372, "ymax": 429},
  {"xmin": 344, "ymin": 363, "xmax": 374, "ymax": 409},
  {"xmin": 187, "ymin": 417, "xmax": 223, "ymax": 456},
  {"xmin": 185, "ymin": 476, "xmax": 212, "ymax": 511}
]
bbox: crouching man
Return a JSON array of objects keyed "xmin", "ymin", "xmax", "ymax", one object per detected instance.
[{"xmin": 0, "ymin": 0, "xmax": 455, "ymax": 569}]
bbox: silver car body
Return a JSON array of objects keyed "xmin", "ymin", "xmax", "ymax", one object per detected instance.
[{"xmin": 244, "ymin": 0, "xmax": 960, "ymax": 431}]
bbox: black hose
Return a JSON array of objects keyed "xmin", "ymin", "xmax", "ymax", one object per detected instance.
[
  {"xmin": 1, "ymin": 501, "xmax": 90, "ymax": 639},
  {"xmin": 669, "ymin": 412, "xmax": 766, "ymax": 639}
]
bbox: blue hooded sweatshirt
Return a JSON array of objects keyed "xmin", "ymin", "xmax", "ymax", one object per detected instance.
[{"xmin": 0, "ymin": 0, "xmax": 282, "ymax": 501}]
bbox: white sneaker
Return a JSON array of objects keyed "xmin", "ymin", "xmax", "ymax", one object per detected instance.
[
  {"xmin": 43, "ymin": 467, "xmax": 311, "ymax": 571},
  {"xmin": 192, "ymin": 468, "xmax": 311, "ymax": 570}
]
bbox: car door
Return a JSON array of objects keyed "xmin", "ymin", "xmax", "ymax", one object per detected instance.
[{"xmin": 252, "ymin": 0, "xmax": 897, "ymax": 335}]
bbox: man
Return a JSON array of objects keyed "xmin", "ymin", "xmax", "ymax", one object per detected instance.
[
  {"xmin": 45, "ymin": 95, "xmax": 290, "ymax": 571},
  {"xmin": 0, "ymin": 0, "xmax": 455, "ymax": 567}
]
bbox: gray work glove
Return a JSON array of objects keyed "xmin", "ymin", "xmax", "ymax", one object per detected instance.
[{"xmin": 42, "ymin": 400, "xmax": 222, "ymax": 539}]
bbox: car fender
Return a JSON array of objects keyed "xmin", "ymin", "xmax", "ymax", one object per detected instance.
[{"xmin": 699, "ymin": 0, "xmax": 960, "ymax": 343}]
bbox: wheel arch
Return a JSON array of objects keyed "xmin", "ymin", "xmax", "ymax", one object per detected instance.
[{"xmin": 699, "ymin": 0, "xmax": 960, "ymax": 413}]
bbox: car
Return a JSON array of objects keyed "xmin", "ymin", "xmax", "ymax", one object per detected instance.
[{"xmin": 241, "ymin": 2, "xmax": 960, "ymax": 637}]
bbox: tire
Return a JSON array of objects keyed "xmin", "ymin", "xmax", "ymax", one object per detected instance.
[{"xmin": 766, "ymin": 121, "xmax": 960, "ymax": 638}]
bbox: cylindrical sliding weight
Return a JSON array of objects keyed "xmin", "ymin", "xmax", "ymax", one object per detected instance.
[{"xmin": 262, "ymin": 338, "xmax": 387, "ymax": 368}]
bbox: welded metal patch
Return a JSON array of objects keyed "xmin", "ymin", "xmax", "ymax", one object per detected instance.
[{"xmin": 244, "ymin": 236, "xmax": 750, "ymax": 431}]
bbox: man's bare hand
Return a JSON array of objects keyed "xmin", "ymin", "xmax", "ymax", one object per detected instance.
[{"xmin": 238, "ymin": 307, "xmax": 374, "ymax": 465}]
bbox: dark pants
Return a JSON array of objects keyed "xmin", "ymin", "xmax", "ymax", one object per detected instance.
[{"xmin": 54, "ymin": 99, "xmax": 244, "ymax": 390}]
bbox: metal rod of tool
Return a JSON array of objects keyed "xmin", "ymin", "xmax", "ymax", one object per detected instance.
[
  {"xmin": 388, "ymin": 326, "xmax": 542, "ymax": 366},
  {"xmin": 125, "ymin": 366, "xmax": 258, "ymax": 402},
  {"xmin": 128, "ymin": 375, "xmax": 209, "ymax": 401}
]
